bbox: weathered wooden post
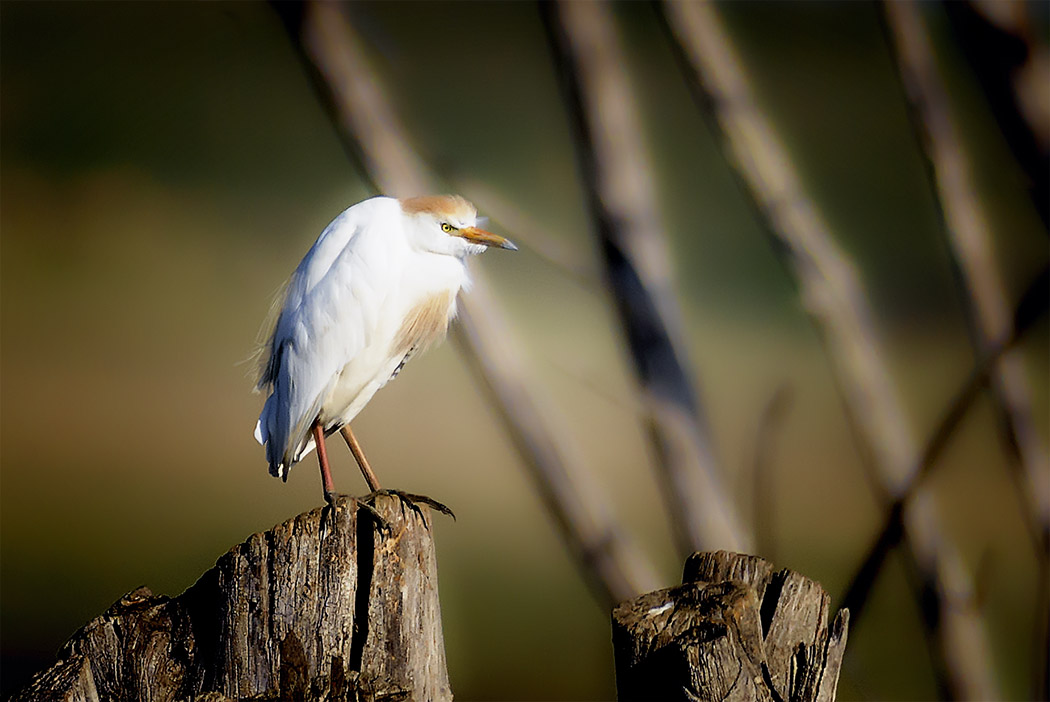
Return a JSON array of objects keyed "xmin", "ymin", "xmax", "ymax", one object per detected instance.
[
  {"xmin": 613, "ymin": 551, "xmax": 849, "ymax": 701},
  {"xmin": 16, "ymin": 509, "xmax": 848, "ymax": 701},
  {"xmin": 12, "ymin": 495, "xmax": 451, "ymax": 701}
]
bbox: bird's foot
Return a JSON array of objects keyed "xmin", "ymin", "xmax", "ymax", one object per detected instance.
[
  {"xmin": 321, "ymin": 490, "xmax": 389, "ymax": 533},
  {"xmin": 359, "ymin": 489, "xmax": 456, "ymax": 523},
  {"xmin": 320, "ymin": 491, "xmax": 341, "ymax": 538}
]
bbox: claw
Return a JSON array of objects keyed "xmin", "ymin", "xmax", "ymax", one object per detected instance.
[
  {"xmin": 360, "ymin": 489, "xmax": 456, "ymax": 524},
  {"xmin": 354, "ymin": 497, "xmax": 390, "ymax": 533},
  {"xmin": 320, "ymin": 492, "xmax": 341, "ymax": 538},
  {"xmin": 391, "ymin": 490, "xmax": 456, "ymax": 521}
]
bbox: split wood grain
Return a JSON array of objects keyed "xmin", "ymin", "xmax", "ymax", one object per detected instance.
[{"xmin": 12, "ymin": 495, "xmax": 450, "ymax": 702}]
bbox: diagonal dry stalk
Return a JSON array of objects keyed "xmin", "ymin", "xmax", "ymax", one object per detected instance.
[
  {"xmin": 880, "ymin": 4, "xmax": 1049, "ymax": 697},
  {"xmin": 274, "ymin": 0, "xmax": 660, "ymax": 608},
  {"xmin": 883, "ymin": 0, "xmax": 1049, "ymax": 557},
  {"xmin": 660, "ymin": 2, "xmax": 1001, "ymax": 698},
  {"xmin": 841, "ymin": 264, "xmax": 1047, "ymax": 687},
  {"xmin": 541, "ymin": 0, "xmax": 752, "ymax": 556},
  {"xmin": 942, "ymin": 2, "xmax": 1049, "ymax": 232},
  {"xmin": 451, "ymin": 294, "xmax": 661, "ymax": 606}
]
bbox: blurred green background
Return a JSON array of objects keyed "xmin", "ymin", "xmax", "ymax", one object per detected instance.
[{"xmin": 2, "ymin": 1, "xmax": 1047, "ymax": 699}]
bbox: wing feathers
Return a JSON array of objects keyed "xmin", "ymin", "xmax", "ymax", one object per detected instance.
[{"xmin": 254, "ymin": 197, "xmax": 393, "ymax": 477}]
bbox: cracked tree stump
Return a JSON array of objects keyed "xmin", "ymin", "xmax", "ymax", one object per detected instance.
[
  {"xmin": 11, "ymin": 495, "xmax": 451, "ymax": 702},
  {"xmin": 613, "ymin": 551, "xmax": 849, "ymax": 702}
]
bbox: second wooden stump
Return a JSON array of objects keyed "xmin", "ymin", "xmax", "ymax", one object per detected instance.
[{"xmin": 613, "ymin": 551, "xmax": 849, "ymax": 702}]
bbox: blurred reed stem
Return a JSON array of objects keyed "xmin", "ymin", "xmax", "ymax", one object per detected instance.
[
  {"xmin": 882, "ymin": 3, "xmax": 1049, "ymax": 696},
  {"xmin": 541, "ymin": 0, "xmax": 752, "ymax": 556},
  {"xmin": 841, "ymin": 264, "xmax": 1048, "ymax": 700},
  {"xmin": 274, "ymin": 0, "xmax": 661, "ymax": 608},
  {"xmin": 660, "ymin": 1, "xmax": 1000, "ymax": 698},
  {"xmin": 942, "ymin": 2, "xmax": 1049, "ymax": 232},
  {"xmin": 882, "ymin": 0, "xmax": 1049, "ymax": 563}
]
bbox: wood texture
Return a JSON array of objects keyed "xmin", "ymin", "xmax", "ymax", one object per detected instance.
[
  {"xmin": 12, "ymin": 495, "xmax": 451, "ymax": 701},
  {"xmin": 613, "ymin": 551, "xmax": 848, "ymax": 702}
]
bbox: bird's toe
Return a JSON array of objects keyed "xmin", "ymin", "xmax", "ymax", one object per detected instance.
[{"xmin": 362, "ymin": 489, "xmax": 455, "ymax": 522}]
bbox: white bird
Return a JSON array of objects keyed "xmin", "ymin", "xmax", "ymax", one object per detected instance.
[{"xmin": 254, "ymin": 194, "xmax": 516, "ymax": 507}]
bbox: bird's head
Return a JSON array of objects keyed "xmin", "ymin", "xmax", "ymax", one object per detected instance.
[{"xmin": 400, "ymin": 195, "xmax": 517, "ymax": 258}]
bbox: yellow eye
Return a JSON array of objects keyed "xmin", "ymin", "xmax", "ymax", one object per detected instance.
[{"xmin": 440, "ymin": 223, "xmax": 455, "ymax": 233}]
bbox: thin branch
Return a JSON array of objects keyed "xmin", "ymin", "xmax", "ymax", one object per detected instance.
[
  {"xmin": 882, "ymin": 7, "xmax": 1049, "ymax": 697},
  {"xmin": 542, "ymin": 0, "xmax": 752, "ymax": 555},
  {"xmin": 452, "ymin": 300, "xmax": 661, "ymax": 606},
  {"xmin": 659, "ymin": 2, "xmax": 1002, "ymax": 698},
  {"xmin": 943, "ymin": 1, "xmax": 1049, "ymax": 232},
  {"xmin": 882, "ymin": 0, "xmax": 1049, "ymax": 558},
  {"xmin": 841, "ymin": 263, "xmax": 1049, "ymax": 692},
  {"xmin": 276, "ymin": 0, "xmax": 661, "ymax": 607}
]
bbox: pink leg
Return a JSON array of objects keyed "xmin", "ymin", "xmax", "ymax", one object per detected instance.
[
  {"xmin": 340, "ymin": 425, "xmax": 382, "ymax": 492},
  {"xmin": 313, "ymin": 421, "xmax": 336, "ymax": 504}
]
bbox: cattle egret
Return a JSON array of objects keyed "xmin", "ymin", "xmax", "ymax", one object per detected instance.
[{"xmin": 254, "ymin": 194, "xmax": 516, "ymax": 508}]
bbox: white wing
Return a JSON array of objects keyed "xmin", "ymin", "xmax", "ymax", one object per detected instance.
[{"xmin": 255, "ymin": 196, "xmax": 394, "ymax": 478}]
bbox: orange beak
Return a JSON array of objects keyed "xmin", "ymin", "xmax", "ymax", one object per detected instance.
[{"xmin": 454, "ymin": 226, "xmax": 518, "ymax": 251}]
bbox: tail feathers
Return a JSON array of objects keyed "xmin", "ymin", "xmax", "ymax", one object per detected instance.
[
  {"xmin": 271, "ymin": 435, "xmax": 318, "ymax": 482},
  {"xmin": 266, "ymin": 432, "xmax": 289, "ymax": 481},
  {"xmin": 256, "ymin": 384, "xmax": 329, "ymax": 483},
  {"xmin": 256, "ymin": 397, "xmax": 289, "ymax": 481}
]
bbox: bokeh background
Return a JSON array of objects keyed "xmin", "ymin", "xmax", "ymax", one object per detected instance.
[{"xmin": 2, "ymin": 1, "xmax": 1047, "ymax": 699}]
